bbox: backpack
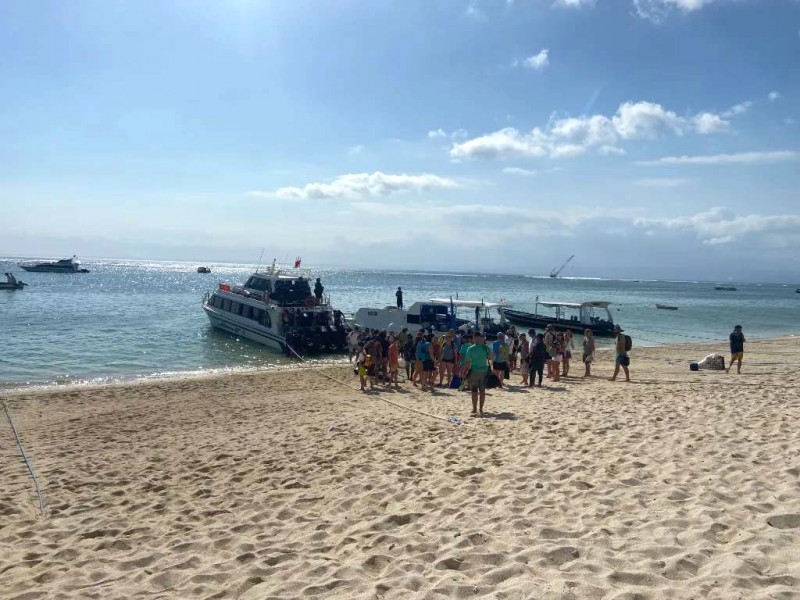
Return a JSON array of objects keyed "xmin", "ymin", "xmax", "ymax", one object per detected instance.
[{"xmin": 624, "ymin": 335, "xmax": 633, "ymax": 352}]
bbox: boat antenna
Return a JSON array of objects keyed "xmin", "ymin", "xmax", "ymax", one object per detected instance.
[{"xmin": 255, "ymin": 248, "xmax": 265, "ymax": 273}]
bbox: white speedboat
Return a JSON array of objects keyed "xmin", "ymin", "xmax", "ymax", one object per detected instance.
[
  {"xmin": 353, "ymin": 298, "xmax": 508, "ymax": 334},
  {"xmin": 202, "ymin": 262, "xmax": 348, "ymax": 356}
]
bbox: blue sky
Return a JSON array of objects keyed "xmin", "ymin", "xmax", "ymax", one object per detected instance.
[{"xmin": 1, "ymin": 0, "xmax": 799, "ymax": 281}]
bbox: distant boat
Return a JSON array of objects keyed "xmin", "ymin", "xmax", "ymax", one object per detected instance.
[
  {"xmin": 549, "ymin": 254, "xmax": 574, "ymax": 278},
  {"xmin": 197, "ymin": 266, "xmax": 211, "ymax": 273},
  {"xmin": 19, "ymin": 255, "xmax": 89, "ymax": 273},
  {"xmin": 714, "ymin": 285, "xmax": 737, "ymax": 291},
  {"xmin": 655, "ymin": 303, "xmax": 678, "ymax": 310},
  {"xmin": 500, "ymin": 300, "xmax": 616, "ymax": 337}
]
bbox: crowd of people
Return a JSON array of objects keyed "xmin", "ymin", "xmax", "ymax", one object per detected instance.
[{"xmin": 347, "ymin": 322, "xmax": 632, "ymax": 416}]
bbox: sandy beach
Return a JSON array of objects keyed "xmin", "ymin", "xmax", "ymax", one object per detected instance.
[{"xmin": 2, "ymin": 338, "xmax": 799, "ymax": 599}]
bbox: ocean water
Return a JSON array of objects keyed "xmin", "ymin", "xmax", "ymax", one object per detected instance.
[{"xmin": 2, "ymin": 257, "xmax": 799, "ymax": 390}]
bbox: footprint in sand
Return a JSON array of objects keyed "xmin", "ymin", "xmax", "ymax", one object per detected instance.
[{"xmin": 767, "ymin": 514, "xmax": 800, "ymax": 529}]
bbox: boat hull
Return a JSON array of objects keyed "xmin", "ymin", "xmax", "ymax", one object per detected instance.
[
  {"xmin": 203, "ymin": 303, "xmax": 286, "ymax": 352},
  {"xmin": 20, "ymin": 266, "xmax": 89, "ymax": 273},
  {"xmin": 501, "ymin": 308, "xmax": 616, "ymax": 337},
  {"xmin": 0, "ymin": 282, "xmax": 27, "ymax": 290}
]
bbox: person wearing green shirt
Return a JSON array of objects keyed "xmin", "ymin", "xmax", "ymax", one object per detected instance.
[{"xmin": 464, "ymin": 331, "xmax": 494, "ymax": 416}]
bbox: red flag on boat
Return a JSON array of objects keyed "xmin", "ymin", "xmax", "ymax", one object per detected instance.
[{"xmin": 294, "ymin": 256, "xmax": 302, "ymax": 268}]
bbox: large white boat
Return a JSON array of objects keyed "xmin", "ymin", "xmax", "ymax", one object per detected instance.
[
  {"xmin": 202, "ymin": 263, "xmax": 348, "ymax": 356},
  {"xmin": 19, "ymin": 255, "xmax": 89, "ymax": 273},
  {"xmin": 353, "ymin": 298, "xmax": 508, "ymax": 334}
]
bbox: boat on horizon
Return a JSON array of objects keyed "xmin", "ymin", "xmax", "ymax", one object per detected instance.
[
  {"xmin": 197, "ymin": 266, "xmax": 211, "ymax": 273},
  {"xmin": 655, "ymin": 303, "xmax": 678, "ymax": 310},
  {"xmin": 202, "ymin": 262, "xmax": 349, "ymax": 356},
  {"xmin": 499, "ymin": 299, "xmax": 616, "ymax": 337},
  {"xmin": 19, "ymin": 256, "xmax": 89, "ymax": 273},
  {"xmin": 549, "ymin": 254, "xmax": 574, "ymax": 278},
  {"xmin": 714, "ymin": 285, "xmax": 737, "ymax": 291},
  {"xmin": 352, "ymin": 298, "xmax": 508, "ymax": 335}
]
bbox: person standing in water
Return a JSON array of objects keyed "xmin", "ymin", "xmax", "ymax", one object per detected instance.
[{"xmin": 726, "ymin": 325, "xmax": 745, "ymax": 374}]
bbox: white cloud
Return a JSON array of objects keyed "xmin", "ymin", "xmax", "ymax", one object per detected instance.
[
  {"xmin": 768, "ymin": 90, "xmax": 781, "ymax": 102},
  {"xmin": 637, "ymin": 150, "xmax": 800, "ymax": 166},
  {"xmin": 502, "ymin": 167, "xmax": 538, "ymax": 176},
  {"xmin": 723, "ymin": 100, "xmax": 754, "ymax": 118},
  {"xmin": 252, "ymin": 172, "xmax": 460, "ymax": 200},
  {"xmin": 347, "ymin": 145, "xmax": 365, "ymax": 156},
  {"xmin": 633, "ymin": 177, "xmax": 689, "ymax": 187},
  {"xmin": 428, "ymin": 128, "xmax": 469, "ymax": 140},
  {"xmin": 635, "ymin": 207, "xmax": 800, "ymax": 246},
  {"xmin": 553, "ymin": 0, "xmax": 596, "ymax": 6},
  {"xmin": 521, "ymin": 49, "xmax": 550, "ymax": 70},
  {"xmin": 693, "ymin": 112, "xmax": 730, "ymax": 134},
  {"xmin": 633, "ymin": 0, "xmax": 721, "ymax": 23},
  {"xmin": 450, "ymin": 100, "xmax": 729, "ymax": 161}
]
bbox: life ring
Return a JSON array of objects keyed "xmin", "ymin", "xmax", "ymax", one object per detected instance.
[{"xmin": 304, "ymin": 296, "xmax": 316, "ymax": 308}]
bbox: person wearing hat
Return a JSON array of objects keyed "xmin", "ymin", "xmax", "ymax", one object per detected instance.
[
  {"xmin": 611, "ymin": 324, "xmax": 630, "ymax": 382},
  {"xmin": 726, "ymin": 325, "xmax": 745, "ymax": 374},
  {"xmin": 464, "ymin": 330, "xmax": 493, "ymax": 416}
]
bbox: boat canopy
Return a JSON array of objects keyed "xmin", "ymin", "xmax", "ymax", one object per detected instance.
[
  {"xmin": 537, "ymin": 300, "xmax": 611, "ymax": 309},
  {"xmin": 428, "ymin": 298, "xmax": 507, "ymax": 309}
]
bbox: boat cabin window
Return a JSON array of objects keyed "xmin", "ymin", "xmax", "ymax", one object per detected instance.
[
  {"xmin": 251, "ymin": 307, "xmax": 262, "ymax": 323},
  {"xmin": 271, "ymin": 278, "xmax": 312, "ymax": 305},
  {"xmin": 240, "ymin": 304, "xmax": 251, "ymax": 318},
  {"xmin": 222, "ymin": 298, "xmax": 232, "ymax": 312},
  {"xmin": 245, "ymin": 277, "xmax": 273, "ymax": 294}
]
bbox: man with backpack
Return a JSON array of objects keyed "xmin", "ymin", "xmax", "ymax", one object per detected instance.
[{"xmin": 611, "ymin": 324, "xmax": 631, "ymax": 382}]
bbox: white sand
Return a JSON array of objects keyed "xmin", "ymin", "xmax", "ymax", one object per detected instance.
[{"xmin": 2, "ymin": 338, "xmax": 799, "ymax": 599}]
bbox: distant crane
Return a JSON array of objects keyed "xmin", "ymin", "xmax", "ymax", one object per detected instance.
[{"xmin": 549, "ymin": 254, "xmax": 574, "ymax": 278}]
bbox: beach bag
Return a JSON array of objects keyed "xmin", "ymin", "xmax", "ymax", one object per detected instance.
[
  {"xmin": 449, "ymin": 375, "xmax": 462, "ymax": 389},
  {"xmin": 624, "ymin": 335, "xmax": 633, "ymax": 352},
  {"xmin": 486, "ymin": 372, "xmax": 501, "ymax": 388}
]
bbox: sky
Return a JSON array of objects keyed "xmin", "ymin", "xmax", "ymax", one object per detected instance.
[{"xmin": 1, "ymin": 0, "xmax": 799, "ymax": 282}]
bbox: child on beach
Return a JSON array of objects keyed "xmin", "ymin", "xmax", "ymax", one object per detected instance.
[
  {"xmin": 355, "ymin": 348, "xmax": 370, "ymax": 391},
  {"xmin": 582, "ymin": 329, "xmax": 595, "ymax": 378},
  {"xmin": 388, "ymin": 337, "xmax": 400, "ymax": 387}
]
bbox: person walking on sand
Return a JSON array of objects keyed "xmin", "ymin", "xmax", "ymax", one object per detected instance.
[
  {"xmin": 528, "ymin": 333, "xmax": 548, "ymax": 387},
  {"xmin": 582, "ymin": 329, "xmax": 595, "ymax": 378},
  {"xmin": 518, "ymin": 332, "xmax": 530, "ymax": 386},
  {"xmin": 491, "ymin": 332, "xmax": 510, "ymax": 388},
  {"xmin": 544, "ymin": 325, "xmax": 556, "ymax": 379},
  {"xmin": 438, "ymin": 330, "xmax": 457, "ymax": 387},
  {"xmin": 396, "ymin": 287, "xmax": 404, "ymax": 309},
  {"xmin": 726, "ymin": 325, "xmax": 745, "ymax": 374},
  {"xmin": 464, "ymin": 331, "xmax": 493, "ymax": 416},
  {"xmin": 611, "ymin": 324, "xmax": 630, "ymax": 382}
]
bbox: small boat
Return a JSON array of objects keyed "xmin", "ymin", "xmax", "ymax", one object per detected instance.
[
  {"xmin": 19, "ymin": 255, "xmax": 89, "ymax": 273},
  {"xmin": 714, "ymin": 285, "xmax": 737, "ymax": 291},
  {"xmin": 353, "ymin": 298, "xmax": 508, "ymax": 335},
  {"xmin": 197, "ymin": 266, "xmax": 211, "ymax": 273},
  {"xmin": 655, "ymin": 303, "xmax": 678, "ymax": 310},
  {"xmin": 1, "ymin": 273, "xmax": 28, "ymax": 290},
  {"xmin": 500, "ymin": 299, "xmax": 616, "ymax": 337},
  {"xmin": 202, "ymin": 261, "xmax": 349, "ymax": 356}
]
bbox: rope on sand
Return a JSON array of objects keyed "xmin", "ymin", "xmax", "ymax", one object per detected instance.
[
  {"xmin": 1, "ymin": 397, "xmax": 47, "ymax": 517},
  {"xmin": 284, "ymin": 342, "xmax": 452, "ymax": 424}
]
